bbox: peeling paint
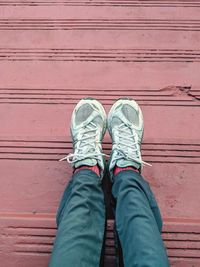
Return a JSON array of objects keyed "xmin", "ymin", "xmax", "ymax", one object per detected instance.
[{"xmin": 159, "ymin": 85, "xmax": 200, "ymax": 101}]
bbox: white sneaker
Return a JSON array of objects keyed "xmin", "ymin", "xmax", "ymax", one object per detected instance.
[
  {"xmin": 107, "ymin": 98, "xmax": 151, "ymax": 179},
  {"xmin": 60, "ymin": 98, "xmax": 107, "ymax": 178}
]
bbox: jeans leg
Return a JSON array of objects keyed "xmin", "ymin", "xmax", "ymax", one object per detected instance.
[
  {"xmin": 49, "ymin": 169, "xmax": 106, "ymax": 267},
  {"xmin": 112, "ymin": 170, "xmax": 170, "ymax": 267}
]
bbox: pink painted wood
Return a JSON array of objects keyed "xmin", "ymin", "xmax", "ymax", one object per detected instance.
[{"xmin": 0, "ymin": 1, "xmax": 200, "ymax": 266}]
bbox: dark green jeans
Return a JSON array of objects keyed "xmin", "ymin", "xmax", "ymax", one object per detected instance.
[{"xmin": 49, "ymin": 169, "xmax": 169, "ymax": 267}]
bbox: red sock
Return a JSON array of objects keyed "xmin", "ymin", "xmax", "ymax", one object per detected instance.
[
  {"xmin": 114, "ymin": 166, "xmax": 139, "ymax": 176},
  {"xmin": 74, "ymin": 165, "xmax": 100, "ymax": 177}
]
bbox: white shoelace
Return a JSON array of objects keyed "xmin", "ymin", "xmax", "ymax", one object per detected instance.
[
  {"xmin": 60, "ymin": 122, "xmax": 106, "ymax": 163},
  {"xmin": 112, "ymin": 123, "xmax": 152, "ymax": 167}
]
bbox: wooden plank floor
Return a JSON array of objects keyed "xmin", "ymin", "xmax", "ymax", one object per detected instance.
[{"xmin": 0, "ymin": 1, "xmax": 200, "ymax": 266}]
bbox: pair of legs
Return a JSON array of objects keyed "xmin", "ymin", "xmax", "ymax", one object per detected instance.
[{"xmin": 49, "ymin": 98, "xmax": 170, "ymax": 267}]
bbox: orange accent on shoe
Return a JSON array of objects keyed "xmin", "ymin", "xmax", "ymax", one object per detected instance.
[
  {"xmin": 74, "ymin": 165, "xmax": 100, "ymax": 177},
  {"xmin": 114, "ymin": 166, "xmax": 139, "ymax": 176}
]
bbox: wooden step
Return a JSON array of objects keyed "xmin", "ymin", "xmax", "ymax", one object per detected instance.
[{"xmin": 1, "ymin": 215, "xmax": 200, "ymax": 267}]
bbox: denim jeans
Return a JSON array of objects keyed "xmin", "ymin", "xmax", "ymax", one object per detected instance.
[{"xmin": 49, "ymin": 169, "xmax": 169, "ymax": 267}]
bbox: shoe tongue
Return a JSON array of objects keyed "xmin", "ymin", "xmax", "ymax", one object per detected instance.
[
  {"xmin": 116, "ymin": 159, "xmax": 140, "ymax": 170},
  {"xmin": 74, "ymin": 158, "xmax": 97, "ymax": 168}
]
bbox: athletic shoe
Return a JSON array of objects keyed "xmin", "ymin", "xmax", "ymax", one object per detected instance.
[
  {"xmin": 60, "ymin": 98, "xmax": 107, "ymax": 178},
  {"xmin": 107, "ymin": 98, "xmax": 151, "ymax": 179}
]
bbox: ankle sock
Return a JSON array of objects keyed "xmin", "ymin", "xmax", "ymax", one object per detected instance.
[
  {"xmin": 114, "ymin": 166, "xmax": 139, "ymax": 176},
  {"xmin": 74, "ymin": 165, "xmax": 100, "ymax": 177}
]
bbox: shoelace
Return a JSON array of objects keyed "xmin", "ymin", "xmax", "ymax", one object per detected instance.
[
  {"xmin": 60, "ymin": 122, "xmax": 107, "ymax": 163},
  {"xmin": 112, "ymin": 123, "xmax": 152, "ymax": 167}
]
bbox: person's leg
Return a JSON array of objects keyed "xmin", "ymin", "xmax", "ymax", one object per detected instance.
[
  {"xmin": 107, "ymin": 98, "xmax": 170, "ymax": 266},
  {"xmin": 49, "ymin": 98, "xmax": 107, "ymax": 267},
  {"xmin": 112, "ymin": 168, "xmax": 169, "ymax": 267},
  {"xmin": 49, "ymin": 168, "xmax": 105, "ymax": 267}
]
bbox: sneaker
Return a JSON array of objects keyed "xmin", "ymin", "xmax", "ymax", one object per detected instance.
[
  {"xmin": 60, "ymin": 98, "xmax": 107, "ymax": 178},
  {"xmin": 107, "ymin": 98, "xmax": 151, "ymax": 179}
]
